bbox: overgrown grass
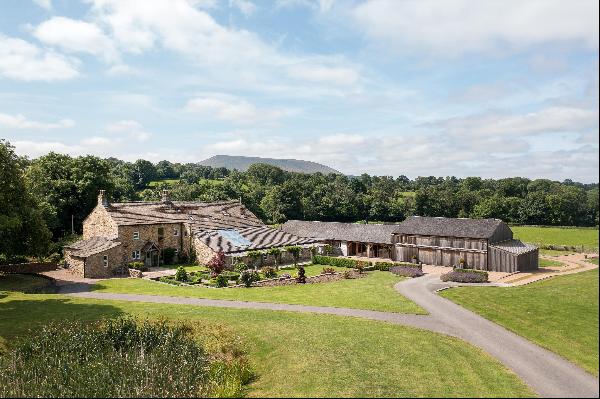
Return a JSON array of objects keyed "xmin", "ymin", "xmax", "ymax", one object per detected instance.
[
  {"xmin": 512, "ymin": 226, "xmax": 598, "ymax": 250},
  {"xmin": 441, "ymin": 269, "xmax": 599, "ymax": 376},
  {"xmin": 0, "ymin": 291, "xmax": 534, "ymax": 397},
  {"xmin": 94, "ymin": 267, "xmax": 424, "ymax": 314},
  {"xmin": 0, "ymin": 317, "xmax": 251, "ymax": 397}
]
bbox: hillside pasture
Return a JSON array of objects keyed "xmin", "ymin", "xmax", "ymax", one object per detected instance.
[{"xmin": 511, "ymin": 225, "xmax": 598, "ymax": 251}]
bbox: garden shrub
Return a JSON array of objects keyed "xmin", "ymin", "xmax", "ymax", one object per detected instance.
[
  {"xmin": 321, "ymin": 267, "xmax": 336, "ymax": 274},
  {"xmin": 234, "ymin": 262, "xmax": 249, "ymax": 273},
  {"xmin": 261, "ymin": 266, "xmax": 277, "ymax": 278},
  {"xmin": 128, "ymin": 261, "xmax": 147, "ymax": 271},
  {"xmin": 312, "ymin": 255, "xmax": 368, "ymax": 268},
  {"xmin": 0, "ymin": 317, "xmax": 252, "ymax": 397},
  {"xmin": 207, "ymin": 251, "xmax": 227, "ymax": 276},
  {"xmin": 389, "ymin": 265, "xmax": 424, "ymax": 278},
  {"xmin": 215, "ymin": 274, "xmax": 229, "ymax": 288},
  {"xmin": 162, "ymin": 247, "xmax": 177, "ymax": 265},
  {"xmin": 342, "ymin": 270, "xmax": 353, "ymax": 279},
  {"xmin": 355, "ymin": 263, "xmax": 365, "ymax": 274},
  {"xmin": 240, "ymin": 270, "xmax": 260, "ymax": 288},
  {"xmin": 159, "ymin": 276, "xmax": 182, "ymax": 285},
  {"xmin": 175, "ymin": 266, "xmax": 188, "ymax": 282},
  {"xmin": 441, "ymin": 268, "xmax": 488, "ymax": 283},
  {"xmin": 296, "ymin": 266, "xmax": 306, "ymax": 284},
  {"xmin": 221, "ymin": 271, "xmax": 240, "ymax": 282},
  {"xmin": 375, "ymin": 261, "xmax": 422, "ymax": 271}
]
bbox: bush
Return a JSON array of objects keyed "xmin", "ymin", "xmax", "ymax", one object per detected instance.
[
  {"xmin": 175, "ymin": 266, "xmax": 188, "ymax": 282},
  {"xmin": 162, "ymin": 247, "xmax": 177, "ymax": 265},
  {"xmin": 240, "ymin": 270, "xmax": 260, "ymax": 288},
  {"xmin": 234, "ymin": 261, "xmax": 249, "ymax": 273},
  {"xmin": 128, "ymin": 261, "xmax": 147, "ymax": 271},
  {"xmin": 312, "ymin": 255, "xmax": 370, "ymax": 268},
  {"xmin": 0, "ymin": 317, "xmax": 251, "ymax": 397},
  {"xmin": 215, "ymin": 274, "xmax": 229, "ymax": 288},
  {"xmin": 441, "ymin": 268, "xmax": 488, "ymax": 283},
  {"xmin": 221, "ymin": 271, "xmax": 240, "ymax": 282},
  {"xmin": 0, "ymin": 254, "xmax": 29, "ymax": 265},
  {"xmin": 355, "ymin": 263, "xmax": 365, "ymax": 274},
  {"xmin": 321, "ymin": 267, "xmax": 336, "ymax": 274},
  {"xmin": 389, "ymin": 265, "xmax": 424, "ymax": 278},
  {"xmin": 207, "ymin": 251, "xmax": 227, "ymax": 275},
  {"xmin": 261, "ymin": 266, "xmax": 277, "ymax": 278},
  {"xmin": 375, "ymin": 261, "xmax": 421, "ymax": 272},
  {"xmin": 44, "ymin": 252, "xmax": 62, "ymax": 263},
  {"xmin": 342, "ymin": 270, "xmax": 353, "ymax": 279},
  {"xmin": 296, "ymin": 266, "xmax": 306, "ymax": 284}
]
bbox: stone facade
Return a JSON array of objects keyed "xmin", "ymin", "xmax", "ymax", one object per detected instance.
[
  {"xmin": 82, "ymin": 245, "xmax": 126, "ymax": 278},
  {"xmin": 82, "ymin": 204, "xmax": 118, "ymax": 239},
  {"xmin": 64, "ymin": 251, "xmax": 85, "ymax": 275},
  {"xmin": 192, "ymin": 238, "xmax": 217, "ymax": 265}
]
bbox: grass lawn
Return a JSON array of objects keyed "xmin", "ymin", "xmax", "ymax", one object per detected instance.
[
  {"xmin": 147, "ymin": 178, "xmax": 181, "ymax": 187},
  {"xmin": 538, "ymin": 258, "xmax": 564, "ymax": 268},
  {"xmin": 586, "ymin": 258, "xmax": 599, "ymax": 265},
  {"xmin": 512, "ymin": 226, "xmax": 598, "ymax": 250},
  {"xmin": 0, "ymin": 289, "xmax": 533, "ymax": 397},
  {"xmin": 94, "ymin": 266, "xmax": 424, "ymax": 314},
  {"xmin": 0, "ymin": 274, "xmax": 55, "ymax": 293},
  {"xmin": 441, "ymin": 269, "xmax": 599, "ymax": 376}
]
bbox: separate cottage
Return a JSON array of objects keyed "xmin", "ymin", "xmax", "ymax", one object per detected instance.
[
  {"xmin": 64, "ymin": 190, "xmax": 316, "ymax": 278},
  {"xmin": 281, "ymin": 216, "xmax": 538, "ymax": 273}
]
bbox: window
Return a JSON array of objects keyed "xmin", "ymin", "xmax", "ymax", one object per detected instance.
[
  {"xmin": 173, "ymin": 228, "xmax": 179, "ymax": 236},
  {"xmin": 132, "ymin": 250, "xmax": 141, "ymax": 260},
  {"xmin": 133, "ymin": 231, "xmax": 140, "ymax": 240},
  {"xmin": 103, "ymin": 255, "xmax": 109, "ymax": 268},
  {"xmin": 158, "ymin": 227, "xmax": 164, "ymax": 240}
]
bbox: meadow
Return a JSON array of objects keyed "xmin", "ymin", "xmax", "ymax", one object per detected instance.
[{"xmin": 512, "ymin": 225, "xmax": 598, "ymax": 251}]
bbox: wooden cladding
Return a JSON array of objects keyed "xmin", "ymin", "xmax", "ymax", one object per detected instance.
[{"xmin": 396, "ymin": 235, "xmax": 488, "ymax": 250}]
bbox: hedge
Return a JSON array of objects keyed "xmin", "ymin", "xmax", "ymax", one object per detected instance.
[
  {"xmin": 311, "ymin": 255, "xmax": 370, "ymax": 268},
  {"xmin": 373, "ymin": 261, "xmax": 421, "ymax": 272},
  {"xmin": 441, "ymin": 268, "xmax": 488, "ymax": 283}
]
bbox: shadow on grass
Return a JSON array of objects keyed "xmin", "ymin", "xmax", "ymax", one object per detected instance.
[{"xmin": 0, "ymin": 297, "xmax": 124, "ymax": 344}]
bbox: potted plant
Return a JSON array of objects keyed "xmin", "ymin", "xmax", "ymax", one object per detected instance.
[{"xmin": 411, "ymin": 255, "xmax": 418, "ymax": 264}]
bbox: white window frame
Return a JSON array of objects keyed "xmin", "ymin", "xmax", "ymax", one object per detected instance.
[
  {"xmin": 132, "ymin": 250, "xmax": 141, "ymax": 260},
  {"xmin": 103, "ymin": 255, "xmax": 109, "ymax": 268},
  {"xmin": 133, "ymin": 231, "xmax": 140, "ymax": 240}
]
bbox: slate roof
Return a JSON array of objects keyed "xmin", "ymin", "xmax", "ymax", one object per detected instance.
[
  {"xmin": 64, "ymin": 236, "xmax": 121, "ymax": 258},
  {"xmin": 280, "ymin": 220, "xmax": 400, "ymax": 244},
  {"xmin": 395, "ymin": 216, "xmax": 505, "ymax": 239},
  {"xmin": 490, "ymin": 239, "xmax": 538, "ymax": 255},
  {"xmin": 104, "ymin": 200, "xmax": 263, "ymax": 229},
  {"xmin": 194, "ymin": 225, "xmax": 317, "ymax": 253}
]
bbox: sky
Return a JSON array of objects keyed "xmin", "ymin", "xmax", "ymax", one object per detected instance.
[{"xmin": 0, "ymin": 0, "xmax": 598, "ymax": 182}]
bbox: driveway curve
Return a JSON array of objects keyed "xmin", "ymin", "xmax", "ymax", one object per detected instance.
[{"xmin": 66, "ymin": 274, "xmax": 599, "ymax": 398}]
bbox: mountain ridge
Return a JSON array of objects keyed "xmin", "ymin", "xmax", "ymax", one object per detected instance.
[{"xmin": 199, "ymin": 155, "xmax": 341, "ymax": 174}]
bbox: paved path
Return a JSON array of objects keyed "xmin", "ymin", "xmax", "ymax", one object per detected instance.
[{"xmin": 65, "ymin": 272, "xmax": 599, "ymax": 398}]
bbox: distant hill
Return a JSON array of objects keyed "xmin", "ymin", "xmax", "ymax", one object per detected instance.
[{"xmin": 199, "ymin": 155, "xmax": 341, "ymax": 174}]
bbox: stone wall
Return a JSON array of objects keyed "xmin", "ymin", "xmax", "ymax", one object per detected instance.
[
  {"xmin": 0, "ymin": 262, "xmax": 57, "ymax": 274},
  {"xmin": 119, "ymin": 223, "xmax": 189, "ymax": 264},
  {"xmin": 83, "ymin": 244, "xmax": 126, "ymax": 278},
  {"xmin": 192, "ymin": 238, "xmax": 217, "ymax": 265},
  {"xmin": 83, "ymin": 205, "xmax": 118, "ymax": 239},
  {"xmin": 64, "ymin": 251, "xmax": 85, "ymax": 276}
]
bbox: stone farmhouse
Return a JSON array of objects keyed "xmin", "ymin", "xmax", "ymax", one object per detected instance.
[
  {"xmin": 281, "ymin": 216, "xmax": 538, "ymax": 273},
  {"xmin": 64, "ymin": 190, "xmax": 316, "ymax": 278}
]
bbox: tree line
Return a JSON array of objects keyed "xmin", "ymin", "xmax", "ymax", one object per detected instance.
[{"xmin": 1, "ymin": 139, "xmax": 598, "ymax": 260}]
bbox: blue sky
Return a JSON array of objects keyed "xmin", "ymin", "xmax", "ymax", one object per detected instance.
[{"xmin": 0, "ymin": 0, "xmax": 598, "ymax": 182}]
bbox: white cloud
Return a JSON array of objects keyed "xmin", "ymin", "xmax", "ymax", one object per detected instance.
[
  {"xmin": 105, "ymin": 64, "xmax": 138, "ymax": 76},
  {"xmin": 32, "ymin": 16, "xmax": 118, "ymax": 62},
  {"xmin": 13, "ymin": 140, "xmax": 83, "ymax": 158},
  {"xmin": 353, "ymin": 0, "xmax": 599, "ymax": 57},
  {"xmin": 33, "ymin": 0, "xmax": 52, "ymax": 10},
  {"xmin": 229, "ymin": 0, "xmax": 257, "ymax": 16},
  {"xmin": 106, "ymin": 120, "xmax": 151, "ymax": 141},
  {"xmin": 0, "ymin": 34, "xmax": 79, "ymax": 81},
  {"xmin": 428, "ymin": 106, "xmax": 598, "ymax": 137},
  {"xmin": 184, "ymin": 94, "xmax": 297, "ymax": 124},
  {"xmin": 0, "ymin": 112, "xmax": 74, "ymax": 129},
  {"xmin": 287, "ymin": 63, "xmax": 360, "ymax": 86}
]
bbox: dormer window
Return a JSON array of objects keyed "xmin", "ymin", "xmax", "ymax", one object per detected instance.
[{"xmin": 133, "ymin": 231, "xmax": 140, "ymax": 240}]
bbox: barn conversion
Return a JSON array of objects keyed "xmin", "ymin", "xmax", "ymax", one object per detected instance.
[
  {"xmin": 64, "ymin": 190, "xmax": 316, "ymax": 278},
  {"xmin": 281, "ymin": 216, "xmax": 538, "ymax": 272}
]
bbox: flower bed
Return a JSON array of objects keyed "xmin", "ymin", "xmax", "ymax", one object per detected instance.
[
  {"xmin": 440, "ymin": 268, "xmax": 489, "ymax": 283},
  {"xmin": 389, "ymin": 265, "xmax": 424, "ymax": 278}
]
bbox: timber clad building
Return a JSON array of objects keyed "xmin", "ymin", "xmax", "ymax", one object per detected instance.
[{"xmin": 281, "ymin": 216, "xmax": 538, "ymax": 273}]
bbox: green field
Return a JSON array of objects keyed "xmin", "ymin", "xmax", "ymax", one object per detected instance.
[
  {"xmin": 0, "ymin": 284, "xmax": 533, "ymax": 397},
  {"xmin": 93, "ymin": 266, "xmax": 424, "ymax": 314},
  {"xmin": 441, "ymin": 269, "xmax": 599, "ymax": 376},
  {"xmin": 512, "ymin": 226, "xmax": 598, "ymax": 250},
  {"xmin": 147, "ymin": 178, "xmax": 181, "ymax": 187}
]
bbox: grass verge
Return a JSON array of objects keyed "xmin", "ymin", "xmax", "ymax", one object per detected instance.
[{"xmin": 441, "ymin": 269, "xmax": 599, "ymax": 376}]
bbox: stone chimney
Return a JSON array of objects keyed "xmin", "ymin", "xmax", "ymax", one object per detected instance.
[
  {"xmin": 98, "ymin": 190, "xmax": 109, "ymax": 207},
  {"xmin": 161, "ymin": 189, "xmax": 170, "ymax": 203}
]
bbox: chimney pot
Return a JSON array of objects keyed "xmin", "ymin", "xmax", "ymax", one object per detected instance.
[{"xmin": 161, "ymin": 189, "xmax": 170, "ymax": 203}]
